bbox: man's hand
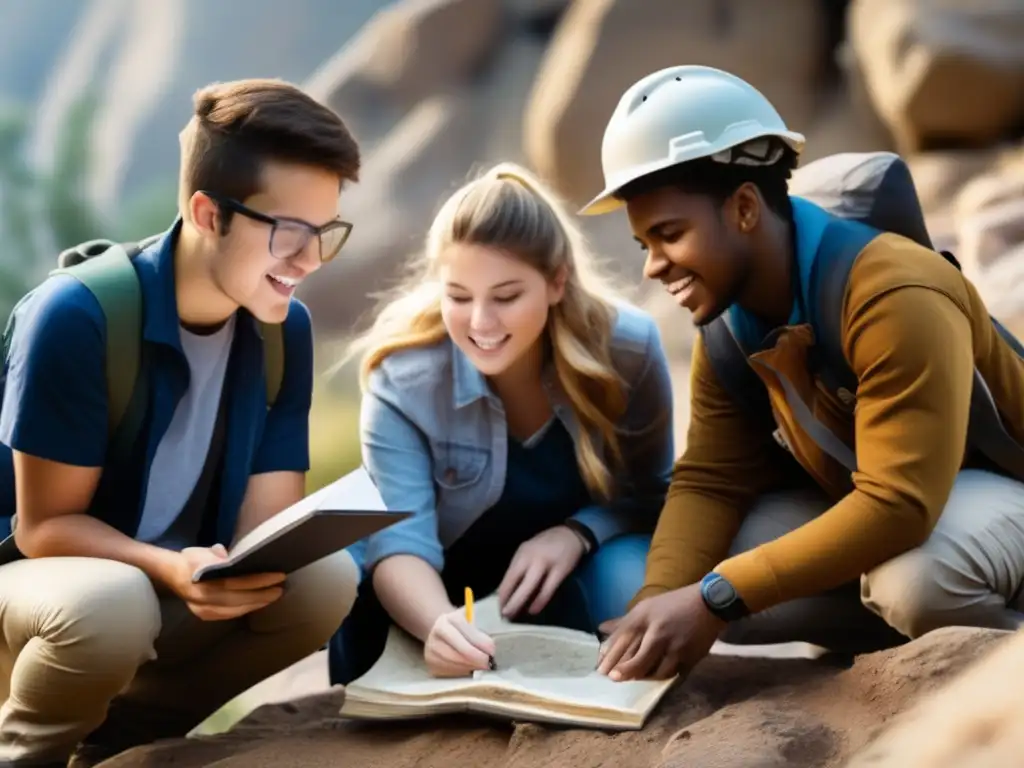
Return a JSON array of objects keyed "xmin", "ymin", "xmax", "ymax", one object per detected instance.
[
  {"xmin": 163, "ymin": 544, "xmax": 287, "ymax": 621},
  {"xmin": 498, "ymin": 524, "xmax": 587, "ymax": 619},
  {"xmin": 597, "ymin": 583, "xmax": 725, "ymax": 681}
]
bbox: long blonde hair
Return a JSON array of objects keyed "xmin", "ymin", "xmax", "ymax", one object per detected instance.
[{"xmin": 347, "ymin": 162, "xmax": 629, "ymax": 500}]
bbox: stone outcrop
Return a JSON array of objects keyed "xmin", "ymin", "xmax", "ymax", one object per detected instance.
[
  {"xmin": 294, "ymin": 0, "xmax": 1024, "ymax": 343},
  {"xmin": 848, "ymin": 0, "xmax": 1024, "ymax": 154},
  {"xmin": 97, "ymin": 628, "xmax": 1014, "ymax": 768},
  {"xmin": 523, "ymin": 0, "xmax": 831, "ymax": 209},
  {"xmin": 846, "ymin": 626, "xmax": 1024, "ymax": 767}
]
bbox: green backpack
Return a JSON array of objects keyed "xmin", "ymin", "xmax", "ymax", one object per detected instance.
[{"xmin": 1, "ymin": 235, "xmax": 285, "ymax": 468}]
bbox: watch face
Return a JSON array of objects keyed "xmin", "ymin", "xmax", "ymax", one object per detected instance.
[{"xmin": 706, "ymin": 576, "xmax": 736, "ymax": 607}]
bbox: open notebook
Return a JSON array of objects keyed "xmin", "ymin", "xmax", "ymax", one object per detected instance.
[{"xmin": 338, "ymin": 594, "xmax": 677, "ymax": 730}]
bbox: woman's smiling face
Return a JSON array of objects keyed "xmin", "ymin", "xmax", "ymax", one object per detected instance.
[{"xmin": 439, "ymin": 242, "xmax": 563, "ymax": 377}]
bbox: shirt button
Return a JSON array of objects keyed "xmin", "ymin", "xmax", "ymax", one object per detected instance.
[{"xmin": 444, "ymin": 468, "xmax": 457, "ymax": 484}]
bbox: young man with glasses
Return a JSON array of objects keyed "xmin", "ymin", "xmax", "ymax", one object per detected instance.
[{"xmin": 0, "ymin": 78, "xmax": 361, "ymax": 767}]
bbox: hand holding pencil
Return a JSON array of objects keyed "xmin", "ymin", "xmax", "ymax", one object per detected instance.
[{"xmin": 423, "ymin": 586, "xmax": 496, "ymax": 678}]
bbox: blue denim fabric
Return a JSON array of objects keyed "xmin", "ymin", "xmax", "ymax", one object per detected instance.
[
  {"xmin": 345, "ymin": 300, "xmax": 675, "ymax": 576},
  {"xmin": 0, "ymin": 217, "xmax": 313, "ymax": 544},
  {"xmin": 569, "ymin": 532, "xmax": 653, "ymax": 628}
]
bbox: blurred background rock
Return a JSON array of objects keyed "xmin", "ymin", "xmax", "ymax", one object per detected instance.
[{"xmin": 2, "ymin": 0, "xmax": 1023, "ymax": 499}]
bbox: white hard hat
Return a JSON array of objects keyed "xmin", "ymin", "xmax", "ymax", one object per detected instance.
[{"xmin": 579, "ymin": 65, "xmax": 806, "ymax": 216}]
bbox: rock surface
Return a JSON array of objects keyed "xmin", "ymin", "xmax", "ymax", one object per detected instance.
[
  {"xmin": 292, "ymin": 0, "xmax": 1024, "ymax": 340},
  {"xmin": 848, "ymin": 0, "xmax": 1024, "ymax": 154},
  {"xmin": 845, "ymin": 626, "xmax": 1024, "ymax": 767},
  {"xmin": 98, "ymin": 627, "xmax": 1013, "ymax": 767}
]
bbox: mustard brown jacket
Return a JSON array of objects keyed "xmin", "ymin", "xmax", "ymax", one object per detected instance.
[{"xmin": 635, "ymin": 197, "xmax": 1024, "ymax": 613}]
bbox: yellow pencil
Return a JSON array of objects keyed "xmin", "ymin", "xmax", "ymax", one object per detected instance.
[{"xmin": 464, "ymin": 586, "xmax": 474, "ymax": 624}]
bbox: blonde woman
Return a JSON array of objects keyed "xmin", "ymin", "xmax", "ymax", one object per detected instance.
[{"xmin": 328, "ymin": 163, "xmax": 674, "ymax": 684}]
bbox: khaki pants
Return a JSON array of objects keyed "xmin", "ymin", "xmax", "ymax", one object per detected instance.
[
  {"xmin": 721, "ymin": 469, "xmax": 1024, "ymax": 652},
  {"xmin": 0, "ymin": 549, "xmax": 359, "ymax": 764}
]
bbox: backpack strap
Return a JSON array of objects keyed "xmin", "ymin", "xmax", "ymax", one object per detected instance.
[
  {"xmin": 49, "ymin": 244, "xmax": 143, "ymax": 440},
  {"xmin": 809, "ymin": 218, "xmax": 879, "ymax": 398},
  {"xmin": 812, "ymin": 219, "xmax": 1024, "ymax": 479},
  {"xmin": 813, "ymin": 218, "xmax": 968, "ymax": 398},
  {"xmin": 699, "ymin": 311, "xmax": 776, "ymax": 430},
  {"xmin": 260, "ymin": 320, "xmax": 285, "ymax": 408}
]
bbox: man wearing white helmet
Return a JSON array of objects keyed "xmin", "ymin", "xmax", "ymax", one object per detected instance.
[{"xmin": 588, "ymin": 65, "xmax": 1024, "ymax": 683}]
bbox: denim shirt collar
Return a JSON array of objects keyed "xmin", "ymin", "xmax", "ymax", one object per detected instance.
[
  {"xmin": 452, "ymin": 339, "xmax": 492, "ymax": 409},
  {"xmin": 449, "ymin": 337, "xmax": 579, "ymax": 448},
  {"xmin": 132, "ymin": 218, "xmax": 188, "ymax": 353}
]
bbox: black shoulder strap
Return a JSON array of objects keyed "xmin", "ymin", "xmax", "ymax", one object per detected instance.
[
  {"xmin": 814, "ymin": 220, "xmax": 1024, "ymax": 479},
  {"xmin": 699, "ymin": 312, "xmax": 774, "ymax": 429},
  {"xmin": 810, "ymin": 218, "xmax": 879, "ymax": 398}
]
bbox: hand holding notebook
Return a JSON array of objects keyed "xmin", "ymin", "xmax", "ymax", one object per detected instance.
[{"xmin": 191, "ymin": 467, "xmax": 410, "ymax": 582}]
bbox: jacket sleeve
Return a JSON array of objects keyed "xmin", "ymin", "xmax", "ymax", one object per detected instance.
[
  {"xmin": 630, "ymin": 331, "xmax": 786, "ymax": 607},
  {"xmin": 570, "ymin": 317, "xmax": 675, "ymax": 545},
  {"xmin": 359, "ymin": 372, "xmax": 445, "ymax": 574},
  {"xmin": 715, "ymin": 262, "xmax": 974, "ymax": 613}
]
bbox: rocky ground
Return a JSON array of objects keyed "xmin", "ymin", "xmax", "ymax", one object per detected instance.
[{"xmin": 98, "ymin": 627, "xmax": 1020, "ymax": 767}]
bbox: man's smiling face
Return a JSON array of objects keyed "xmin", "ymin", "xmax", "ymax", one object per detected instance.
[
  {"xmin": 209, "ymin": 160, "xmax": 343, "ymax": 324},
  {"xmin": 626, "ymin": 183, "xmax": 754, "ymax": 327}
]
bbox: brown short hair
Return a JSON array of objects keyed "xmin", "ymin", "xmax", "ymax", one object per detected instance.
[{"xmin": 179, "ymin": 78, "xmax": 360, "ymax": 215}]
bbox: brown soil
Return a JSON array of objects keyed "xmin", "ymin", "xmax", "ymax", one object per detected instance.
[{"xmin": 97, "ymin": 627, "xmax": 1012, "ymax": 768}]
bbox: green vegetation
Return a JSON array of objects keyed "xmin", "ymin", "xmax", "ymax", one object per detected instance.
[
  {"xmin": 0, "ymin": 90, "xmax": 107, "ymax": 320},
  {"xmin": 308, "ymin": 375, "xmax": 363, "ymax": 492}
]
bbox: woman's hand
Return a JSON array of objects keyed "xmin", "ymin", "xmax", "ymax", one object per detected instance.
[
  {"xmin": 497, "ymin": 524, "xmax": 588, "ymax": 619},
  {"xmin": 424, "ymin": 607, "xmax": 496, "ymax": 677}
]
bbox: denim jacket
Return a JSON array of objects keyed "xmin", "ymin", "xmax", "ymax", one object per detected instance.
[{"xmin": 350, "ymin": 300, "xmax": 675, "ymax": 575}]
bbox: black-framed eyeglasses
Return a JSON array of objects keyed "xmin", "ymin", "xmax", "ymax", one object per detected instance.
[{"xmin": 201, "ymin": 190, "xmax": 353, "ymax": 263}]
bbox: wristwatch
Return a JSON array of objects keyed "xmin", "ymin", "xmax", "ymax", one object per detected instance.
[{"xmin": 699, "ymin": 572, "xmax": 750, "ymax": 622}]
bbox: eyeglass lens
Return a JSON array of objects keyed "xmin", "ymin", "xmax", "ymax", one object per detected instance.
[{"xmin": 271, "ymin": 221, "xmax": 349, "ymax": 262}]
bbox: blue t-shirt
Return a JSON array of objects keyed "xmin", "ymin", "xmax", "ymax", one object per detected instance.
[{"xmin": 0, "ymin": 219, "xmax": 314, "ymax": 545}]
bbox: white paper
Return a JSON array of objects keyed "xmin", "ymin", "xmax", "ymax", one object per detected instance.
[
  {"xmin": 228, "ymin": 466, "xmax": 386, "ymax": 558},
  {"xmin": 316, "ymin": 464, "xmax": 388, "ymax": 513}
]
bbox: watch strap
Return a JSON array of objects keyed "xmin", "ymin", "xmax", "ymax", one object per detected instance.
[{"xmin": 699, "ymin": 572, "xmax": 750, "ymax": 622}]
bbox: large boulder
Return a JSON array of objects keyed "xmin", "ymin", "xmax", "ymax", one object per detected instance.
[
  {"xmin": 523, "ymin": 0, "xmax": 831, "ymax": 208},
  {"xmin": 953, "ymin": 143, "xmax": 1024, "ymax": 321},
  {"xmin": 96, "ymin": 628, "xmax": 1011, "ymax": 767},
  {"xmin": 848, "ymin": 0, "xmax": 1024, "ymax": 153},
  {"xmin": 845, "ymin": 627, "xmax": 1024, "ymax": 767},
  {"xmin": 305, "ymin": 0, "xmax": 505, "ymax": 150},
  {"xmin": 299, "ymin": 33, "xmax": 550, "ymax": 334}
]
